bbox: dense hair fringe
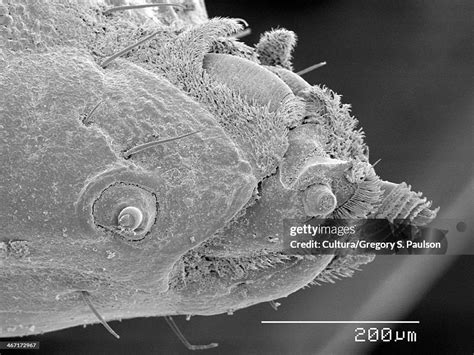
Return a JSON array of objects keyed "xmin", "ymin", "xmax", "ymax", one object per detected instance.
[
  {"xmin": 255, "ymin": 29, "xmax": 297, "ymax": 70},
  {"xmin": 332, "ymin": 163, "xmax": 383, "ymax": 219},
  {"xmin": 157, "ymin": 19, "xmax": 304, "ymax": 179},
  {"xmin": 300, "ymin": 85, "xmax": 369, "ymax": 162},
  {"xmin": 310, "ymin": 254, "xmax": 375, "ymax": 285}
]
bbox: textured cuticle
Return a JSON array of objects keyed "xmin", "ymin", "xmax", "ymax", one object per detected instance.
[
  {"xmin": 203, "ymin": 53, "xmax": 294, "ymax": 112},
  {"xmin": 264, "ymin": 65, "xmax": 311, "ymax": 95},
  {"xmin": 0, "ymin": 2, "xmax": 441, "ymax": 342}
]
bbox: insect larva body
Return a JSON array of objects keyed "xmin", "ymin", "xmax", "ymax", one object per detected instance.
[{"xmin": 0, "ymin": 1, "xmax": 439, "ymax": 346}]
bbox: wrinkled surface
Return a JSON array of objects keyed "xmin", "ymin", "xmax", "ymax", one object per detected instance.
[{"xmin": 0, "ymin": 0, "xmax": 438, "ymax": 337}]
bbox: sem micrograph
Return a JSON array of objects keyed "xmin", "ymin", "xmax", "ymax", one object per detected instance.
[{"xmin": 3, "ymin": 0, "xmax": 465, "ymax": 352}]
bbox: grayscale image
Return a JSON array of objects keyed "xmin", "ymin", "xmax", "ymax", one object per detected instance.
[{"xmin": 1, "ymin": 1, "xmax": 472, "ymax": 354}]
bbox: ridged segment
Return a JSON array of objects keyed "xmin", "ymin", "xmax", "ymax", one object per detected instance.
[
  {"xmin": 203, "ymin": 53, "xmax": 293, "ymax": 112},
  {"xmin": 375, "ymin": 182, "xmax": 439, "ymax": 225}
]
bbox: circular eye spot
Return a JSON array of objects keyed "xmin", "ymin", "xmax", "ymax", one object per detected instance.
[
  {"xmin": 118, "ymin": 206, "xmax": 143, "ymax": 231},
  {"xmin": 92, "ymin": 182, "xmax": 157, "ymax": 241}
]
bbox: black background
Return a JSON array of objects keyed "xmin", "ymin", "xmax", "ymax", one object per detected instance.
[{"xmin": 12, "ymin": 1, "xmax": 473, "ymax": 354}]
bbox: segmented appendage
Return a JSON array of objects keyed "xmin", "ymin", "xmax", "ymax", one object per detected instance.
[
  {"xmin": 375, "ymin": 182, "xmax": 439, "ymax": 225},
  {"xmin": 264, "ymin": 65, "xmax": 311, "ymax": 94}
]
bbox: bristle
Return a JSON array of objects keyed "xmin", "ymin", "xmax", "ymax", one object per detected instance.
[
  {"xmin": 81, "ymin": 100, "xmax": 102, "ymax": 126},
  {"xmin": 80, "ymin": 291, "xmax": 120, "ymax": 339},
  {"xmin": 313, "ymin": 254, "xmax": 375, "ymax": 285},
  {"xmin": 103, "ymin": 3, "xmax": 185, "ymax": 15},
  {"xmin": 122, "ymin": 131, "xmax": 200, "ymax": 158},
  {"xmin": 372, "ymin": 158, "xmax": 381, "ymax": 167},
  {"xmin": 166, "ymin": 0, "xmax": 180, "ymax": 22},
  {"xmin": 165, "ymin": 316, "xmax": 218, "ymax": 350},
  {"xmin": 229, "ymin": 28, "xmax": 252, "ymax": 39},
  {"xmin": 385, "ymin": 185, "xmax": 411, "ymax": 221},
  {"xmin": 101, "ymin": 31, "xmax": 159, "ymax": 68},
  {"xmin": 296, "ymin": 61, "xmax": 327, "ymax": 76},
  {"xmin": 233, "ymin": 18, "xmax": 249, "ymax": 28}
]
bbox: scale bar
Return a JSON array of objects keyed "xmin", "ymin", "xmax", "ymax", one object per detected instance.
[{"xmin": 261, "ymin": 321, "xmax": 420, "ymax": 324}]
